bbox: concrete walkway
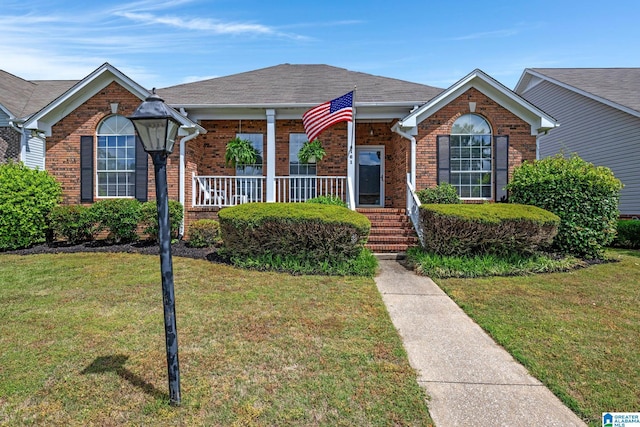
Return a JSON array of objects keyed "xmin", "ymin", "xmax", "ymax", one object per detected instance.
[{"xmin": 375, "ymin": 260, "xmax": 587, "ymax": 427}]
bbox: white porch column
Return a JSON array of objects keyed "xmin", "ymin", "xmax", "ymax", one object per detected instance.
[
  {"xmin": 347, "ymin": 116, "xmax": 356, "ymax": 209},
  {"xmin": 266, "ymin": 109, "xmax": 276, "ymax": 202}
]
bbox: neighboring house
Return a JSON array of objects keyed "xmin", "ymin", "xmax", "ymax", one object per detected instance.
[
  {"xmin": 515, "ymin": 68, "xmax": 640, "ymax": 217},
  {"xmin": 1, "ymin": 63, "xmax": 557, "ymax": 249},
  {"xmin": 0, "ymin": 70, "xmax": 76, "ymax": 167}
]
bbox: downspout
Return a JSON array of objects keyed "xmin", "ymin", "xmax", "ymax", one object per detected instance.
[
  {"xmin": 178, "ymin": 128, "xmax": 201, "ymax": 238},
  {"xmin": 391, "ymin": 123, "xmax": 417, "ymax": 188}
]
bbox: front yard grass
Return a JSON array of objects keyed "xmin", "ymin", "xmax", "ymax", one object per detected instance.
[
  {"xmin": 435, "ymin": 248, "xmax": 640, "ymax": 427},
  {"xmin": 0, "ymin": 252, "xmax": 432, "ymax": 426}
]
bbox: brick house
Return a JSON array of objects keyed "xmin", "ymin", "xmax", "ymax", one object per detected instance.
[{"xmin": 1, "ymin": 63, "xmax": 557, "ymax": 251}]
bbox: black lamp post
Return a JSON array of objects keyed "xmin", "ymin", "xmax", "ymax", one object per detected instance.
[{"xmin": 128, "ymin": 89, "xmax": 181, "ymax": 406}]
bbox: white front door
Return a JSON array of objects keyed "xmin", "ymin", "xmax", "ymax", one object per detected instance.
[{"xmin": 356, "ymin": 146, "xmax": 384, "ymax": 207}]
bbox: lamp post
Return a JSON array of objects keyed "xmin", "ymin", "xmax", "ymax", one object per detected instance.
[{"xmin": 128, "ymin": 89, "xmax": 182, "ymax": 406}]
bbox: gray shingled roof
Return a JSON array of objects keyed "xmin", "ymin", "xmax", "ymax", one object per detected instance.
[
  {"xmin": 0, "ymin": 70, "xmax": 77, "ymax": 119},
  {"xmin": 531, "ymin": 68, "xmax": 640, "ymax": 113},
  {"xmin": 157, "ymin": 64, "xmax": 444, "ymax": 106}
]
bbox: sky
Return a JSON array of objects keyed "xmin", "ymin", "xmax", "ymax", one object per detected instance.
[{"xmin": 2, "ymin": 0, "xmax": 639, "ymax": 91}]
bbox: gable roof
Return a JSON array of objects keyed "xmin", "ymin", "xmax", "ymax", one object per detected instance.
[
  {"xmin": 0, "ymin": 70, "xmax": 77, "ymax": 120},
  {"xmin": 22, "ymin": 63, "xmax": 203, "ymax": 136},
  {"xmin": 514, "ymin": 68, "xmax": 640, "ymax": 116},
  {"xmin": 157, "ymin": 64, "xmax": 444, "ymax": 107},
  {"xmin": 397, "ymin": 69, "xmax": 558, "ymax": 135}
]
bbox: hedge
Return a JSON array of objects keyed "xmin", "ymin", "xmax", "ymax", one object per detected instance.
[
  {"xmin": 419, "ymin": 203, "xmax": 560, "ymax": 256},
  {"xmin": 0, "ymin": 162, "xmax": 62, "ymax": 250},
  {"xmin": 507, "ymin": 154, "xmax": 623, "ymax": 259},
  {"xmin": 218, "ymin": 203, "xmax": 370, "ymax": 262},
  {"xmin": 611, "ymin": 220, "xmax": 640, "ymax": 249}
]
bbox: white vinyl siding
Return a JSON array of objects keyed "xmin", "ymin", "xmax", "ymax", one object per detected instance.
[
  {"xmin": 521, "ymin": 80, "xmax": 640, "ymax": 215},
  {"xmin": 23, "ymin": 134, "xmax": 45, "ymax": 170}
]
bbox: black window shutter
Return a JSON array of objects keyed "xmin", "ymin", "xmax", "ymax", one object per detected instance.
[
  {"xmin": 135, "ymin": 136, "xmax": 148, "ymax": 202},
  {"xmin": 494, "ymin": 135, "xmax": 509, "ymax": 202},
  {"xmin": 437, "ymin": 135, "xmax": 450, "ymax": 184},
  {"xmin": 80, "ymin": 136, "xmax": 94, "ymax": 202}
]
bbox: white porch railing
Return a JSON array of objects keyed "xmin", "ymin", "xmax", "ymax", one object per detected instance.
[
  {"xmin": 193, "ymin": 174, "xmax": 347, "ymax": 207},
  {"xmin": 274, "ymin": 176, "xmax": 347, "ymax": 203},
  {"xmin": 192, "ymin": 174, "xmax": 265, "ymax": 207},
  {"xmin": 406, "ymin": 173, "xmax": 424, "ymax": 245}
]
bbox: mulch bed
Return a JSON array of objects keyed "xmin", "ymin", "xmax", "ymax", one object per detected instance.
[{"xmin": 3, "ymin": 240, "xmax": 220, "ymax": 261}]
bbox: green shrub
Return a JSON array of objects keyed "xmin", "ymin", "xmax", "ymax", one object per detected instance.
[
  {"xmin": 419, "ymin": 203, "xmax": 559, "ymax": 256},
  {"xmin": 91, "ymin": 199, "xmax": 142, "ymax": 243},
  {"xmin": 416, "ymin": 183, "xmax": 461, "ymax": 204},
  {"xmin": 0, "ymin": 162, "xmax": 62, "ymax": 250},
  {"xmin": 305, "ymin": 195, "xmax": 348, "ymax": 208},
  {"xmin": 48, "ymin": 205, "xmax": 97, "ymax": 244},
  {"xmin": 139, "ymin": 200, "xmax": 183, "ymax": 242},
  {"xmin": 225, "ymin": 247, "xmax": 378, "ymax": 276},
  {"xmin": 187, "ymin": 219, "xmax": 221, "ymax": 248},
  {"xmin": 611, "ymin": 220, "xmax": 640, "ymax": 249},
  {"xmin": 218, "ymin": 203, "xmax": 370, "ymax": 262},
  {"xmin": 507, "ymin": 154, "xmax": 623, "ymax": 259}
]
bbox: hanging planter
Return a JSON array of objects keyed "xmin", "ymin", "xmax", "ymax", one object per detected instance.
[
  {"xmin": 225, "ymin": 137, "xmax": 258, "ymax": 169},
  {"xmin": 298, "ymin": 139, "xmax": 326, "ymax": 164}
]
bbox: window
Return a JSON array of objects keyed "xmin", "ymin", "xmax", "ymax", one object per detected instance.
[
  {"xmin": 289, "ymin": 133, "xmax": 317, "ymax": 201},
  {"xmin": 235, "ymin": 133, "xmax": 263, "ymax": 176},
  {"xmin": 96, "ymin": 115, "xmax": 136, "ymax": 197},
  {"xmin": 235, "ymin": 133, "xmax": 263, "ymax": 201},
  {"xmin": 450, "ymin": 114, "xmax": 492, "ymax": 199},
  {"xmin": 289, "ymin": 133, "xmax": 316, "ymax": 176}
]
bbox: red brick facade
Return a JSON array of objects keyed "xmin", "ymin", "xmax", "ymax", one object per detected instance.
[
  {"xmin": 414, "ymin": 87, "xmax": 536, "ymax": 198},
  {"xmin": 43, "ymin": 83, "xmax": 537, "ymax": 236},
  {"xmin": 46, "ymin": 82, "xmax": 182, "ymax": 205}
]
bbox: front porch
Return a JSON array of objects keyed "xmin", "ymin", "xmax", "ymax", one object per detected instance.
[{"xmin": 192, "ymin": 174, "xmax": 349, "ymax": 207}]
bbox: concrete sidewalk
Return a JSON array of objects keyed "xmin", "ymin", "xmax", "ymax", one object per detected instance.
[{"xmin": 375, "ymin": 260, "xmax": 587, "ymax": 427}]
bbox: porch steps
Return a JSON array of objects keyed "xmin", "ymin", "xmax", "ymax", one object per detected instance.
[{"xmin": 357, "ymin": 208, "xmax": 419, "ymax": 253}]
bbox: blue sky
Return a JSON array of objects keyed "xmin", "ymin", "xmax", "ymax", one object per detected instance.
[{"xmin": 2, "ymin": 0, "xmax": 639, "ymax": 91}]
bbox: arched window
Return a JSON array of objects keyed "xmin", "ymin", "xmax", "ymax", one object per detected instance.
[
  {"xmin": 450, "ymin": 114, "xmax": 492, "ymax": 199},
  {"xmin": 96, "ymin": 115, "xmax": 137, "ymax": 197}
]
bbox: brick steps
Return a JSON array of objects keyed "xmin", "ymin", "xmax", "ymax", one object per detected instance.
[{"xmin": 357, "ymin": 208, "xmax": 419, "ymax": 253}]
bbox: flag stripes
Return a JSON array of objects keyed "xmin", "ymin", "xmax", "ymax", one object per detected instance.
[{"xmin": 303, "ymin": 91, "xmax": 353, "ymax": 142}]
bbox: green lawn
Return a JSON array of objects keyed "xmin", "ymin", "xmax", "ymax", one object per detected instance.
[
  {"xmin": 0, "ymin": 253, "xmax": 433, "ymax": 426},
  {"xmin": 435, "ymin": 249, "xmax": 640, "ymax": 427}
]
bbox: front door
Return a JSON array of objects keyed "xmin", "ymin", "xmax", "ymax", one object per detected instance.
[{"xmin": 356, "ymin": 146, "xmax": 384, "ymax": 207}]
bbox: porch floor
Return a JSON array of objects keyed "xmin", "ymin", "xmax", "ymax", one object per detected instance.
[{"xmin": 357, "ymin": 208, "xmax": 419, "ymax": 254}]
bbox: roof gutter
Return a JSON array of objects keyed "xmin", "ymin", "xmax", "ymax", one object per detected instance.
[
  {"xmin": 168, "ymin": 101, "xmax": 429, "ymax": 110},
  {"xmin": 391, "ymin": 122, "xmax": 417, "ymax": 188}
]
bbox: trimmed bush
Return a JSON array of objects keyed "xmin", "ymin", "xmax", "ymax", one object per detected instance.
[
  {"xmin": 218, "ymin": 203, "xmax": 370, "ymax": 262},
  {"xmin": 611, "ymin": 220, "xmax": 640, "ymax": 249},
  {"xmin": 416, "ymin": 183, "xmax": 461, "ymax": 204},
  {"xmin": 0, "ymin": 162, "xmax": 62, "ymax": 250},
  {"xmin": 419, "ymin": 203, "xmax": 559, "ymax": 256},
  {"xmin": 188, "ymin": 219, "xmax": 221, "ymax": 248},
  {"xmin": 140, "ymin": 200, "xmax": 183, "ymax": 242},
  {"xmin": 48, "ymin": 205, "xmax": 97, "ymax": 244},
  {"xmin": 507, "ymin": 154, "xmax": 623, "ymax": 259},
  {"xmin": 91, "ymin": 199, "xmax": 142, "ymax": 243},
  {"xmin": 305, "ymin": 195, "xmax": 348, "ymax": 208}
]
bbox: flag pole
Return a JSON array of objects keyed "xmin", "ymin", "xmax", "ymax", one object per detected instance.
[{"xmin": 348, "ymin": 85, "xmax": 357, "ymax": 209}]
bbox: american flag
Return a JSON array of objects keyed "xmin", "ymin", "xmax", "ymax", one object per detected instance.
[{"xmin": 302, "ymin": 91, "xmax": 353, "ymax": 142}]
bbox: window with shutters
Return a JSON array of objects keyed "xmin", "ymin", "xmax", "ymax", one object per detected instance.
[
  {"xmin": 450, "ymin": 114, "xmax": 492, "ymax": 199},
  {"xmin": 96, "ymin": 115, "xmax": 137, "ymax": 197}
]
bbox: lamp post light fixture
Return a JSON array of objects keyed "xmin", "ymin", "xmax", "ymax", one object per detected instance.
[{"xmin": 128, "ymin": 89, "xmax": 182, "ymax": 406}]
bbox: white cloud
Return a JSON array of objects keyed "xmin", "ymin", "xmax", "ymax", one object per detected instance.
[
  {"xmin": 117, "ymin": 12, "xmax": 276, "ymax": 35},
  {"xmin": 451, "ymin": 29, "xmax": 519, "ymax": 41}
]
